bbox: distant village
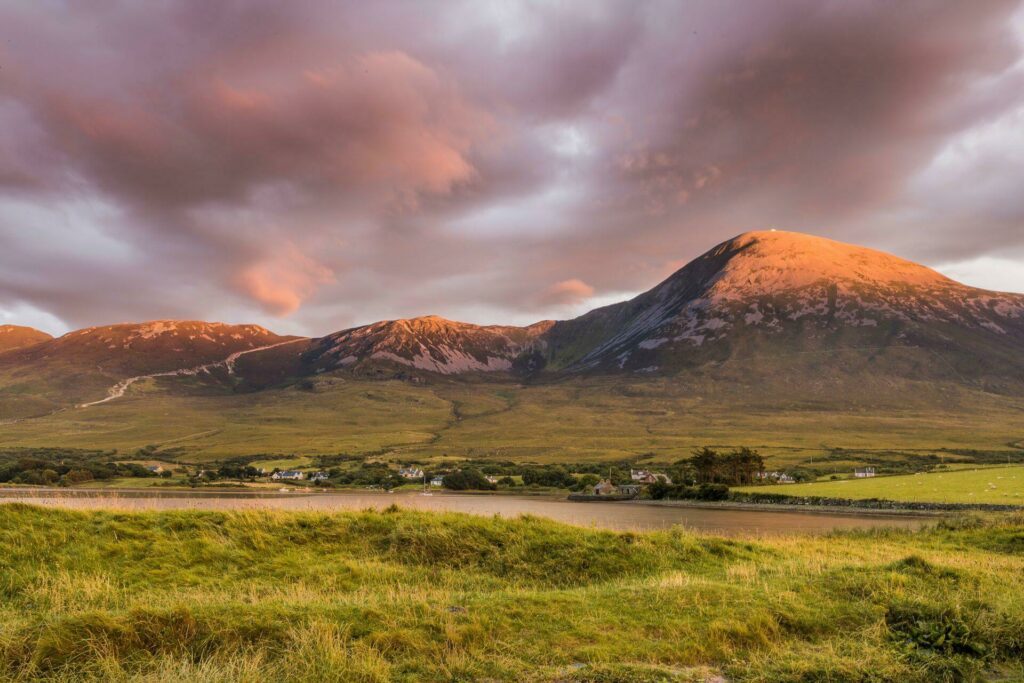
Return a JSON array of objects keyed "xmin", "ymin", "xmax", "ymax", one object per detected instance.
[
  {"xmin": 156, "ymin": 447, "xmax": 883, "ymax": 501},
  {"xmin": 0, "ymin": 445, "xmax": 882, "ymax": 494}
]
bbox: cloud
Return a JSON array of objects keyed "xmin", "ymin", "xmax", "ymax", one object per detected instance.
[
  {"xmin": 538, "ymin": 279, "xmax": 596, "ymax": 307},
  {"xmin": 235, "ymin": 244, "xmax": 335, "ymax": 316},
  {"xmin": 0, "ymin": 0, "xmax": 1022, "ymax": 336}
]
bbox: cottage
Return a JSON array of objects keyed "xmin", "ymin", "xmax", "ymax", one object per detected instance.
[
  {"xmin": 145, "ymin": 464, "xmax": 164, "ymax": 474},
  {"xmin": 592, "ymin": 480, "xmax": 618, "ymax": 496},
  {"xmin": 617, "ymin": 483, "xmax": 642, "ymax": 496},
  {"xmin": 309, "ymin": 471, "xmax": 328, "ymax": 482},
  {"xmin": 485, "ymin": 475, "xmax": 499, "ymax": 484},
  {"xmin": 399, "ymin": 467, "xmax": 425, "ymax": 480},
  {"xmin": 630, "ymin": 469, "xmax": 654, "ymax": 483},
  {"xmin": 854, "ymin": 467, "xmax": 876, "ymax": 478},
  {"xmin": 429, "ymin": 476, "xmax": 444, "ymax": 487},
  {"xmin": 271, "ymin": 470, "xmax": 306, "ymax": 481}
]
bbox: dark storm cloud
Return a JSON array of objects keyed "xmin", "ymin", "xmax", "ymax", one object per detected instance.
[{"xmin": 0, "ymin": 0, "xmax": 1022, "ymax": 335}]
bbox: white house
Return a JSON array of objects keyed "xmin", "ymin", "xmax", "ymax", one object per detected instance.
[
  {"xmin": 630, "ymin": 469, "xmax": 652, "ymax": 482},
  {"xmin": 429, "ymin": 476, "xmax": 444, "ymax": 487},
  {"xmin": 757, "ymin": 471, "xmax": 796, "ymax": 484},
  {"xmin": 399, "ymin": 467, "xmax": 424, "ymax": 480},
  {"xmin": 631, "ymin": 469, "xmax": 671, "ymax": 484},
  {"xmin": 271, "ymin": 470, "xmax": 305, "ymax": 481},
  {"xmin": 854, "ymin": 467, "xmax": 876, "ymax": 478},
  {"xmin": 309, "ymin": 471, "xmax": 328, "ymax": 482}
]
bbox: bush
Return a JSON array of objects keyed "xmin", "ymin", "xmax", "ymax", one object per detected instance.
[
  {"xmin": 442, "ymin": 468, "xmax": 496, "ymax": 491},
  {"xmin": 521, "ymin": 466, "xmax": 576, "ymax": 488},
  {"xmin": 696, "ymin": 483, "xmax": 729, "ymax": 501},
  {"xmin": 645, "ymin": 482, "xmax": 729, "ymax": 501},
  {"xmin": 886, "ymin": 602, "xmax": 987, "ymax": 657}
]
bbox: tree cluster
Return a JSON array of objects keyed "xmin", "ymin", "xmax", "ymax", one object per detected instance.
[
  {"xmin": 440, "ymin": 468, "xmax": 495, "ymax": 491},
  {"xmin": 0, "ymin": 457, "xmax": 161, "ymax": 486},
  {"xmin": 687, "ymin": 447, "xmax": 765, "ymax": 485}
]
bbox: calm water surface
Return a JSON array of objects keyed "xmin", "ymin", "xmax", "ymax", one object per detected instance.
[{"xmin": 0, "ymin": 488, "xmax": 932, "ymax": 534}]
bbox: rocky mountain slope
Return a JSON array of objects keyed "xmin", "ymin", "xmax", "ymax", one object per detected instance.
[
  {"xmin": 302, "ymin": 316, "xmax": 553, "ymax": 376},
  {"xmin": 0, "ymin": 325, "xmax": 52, "ymax": 353},
  {"xmin": 546, "ymin": 231, "xmax": 1024, "ymax": 378}
]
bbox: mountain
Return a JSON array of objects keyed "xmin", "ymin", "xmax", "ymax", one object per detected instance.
[
  {"xmin": 0, "ymin": 321, "xmax": 299, "ymax": 415},
  {"xmin": 4, "ymin": 231, "xmax": 1024, "ymax": 412},
  {"xmin": 547, "ymin": 231, "xmax": 1024, "ymax": 378},
  {"xmin": 300, "ymin": 231, "xmax": 1024, "ymax": 385},
  {"xmin": 13, "ymin": 320, "xmax": 293, "ymax": 374},
  {"xmin": 302, "ymin": 316, "xmax": 553, "ymax": 376},
  {"xmin": 0, "ymin": 325, "xmax": 52, "ymax": 353}
]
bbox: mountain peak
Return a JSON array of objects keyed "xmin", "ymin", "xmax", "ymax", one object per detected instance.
[
  {"xmin": 0, "ymin": 325, "xmax": 53, "ymax": 353},
  {"xmin": 704, "ymin": 230, "xmax": 953, "ymax": 298}
]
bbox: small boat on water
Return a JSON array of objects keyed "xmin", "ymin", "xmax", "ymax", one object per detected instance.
[{"xmin": 419, "ymin": 473, "xmax": 433, "ymax": 496}]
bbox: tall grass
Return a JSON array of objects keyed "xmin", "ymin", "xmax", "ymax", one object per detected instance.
[{"xmin": 0, "ymin": 504, "xmax": 1021, "ymax": 681}]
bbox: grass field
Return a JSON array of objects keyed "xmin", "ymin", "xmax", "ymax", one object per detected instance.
[
  {"xmin": 0, "ymin": 505, "xmax": 1020, "ymax": 682},
  {"xmin": 735, "ymin": 466, "xmax": 1024, "ymax": 505},
  {"xmin": 2, "ymin": 372, "xmax": 1023, "ymax": 469}
]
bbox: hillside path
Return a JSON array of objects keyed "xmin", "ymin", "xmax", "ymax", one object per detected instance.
[{"xmin": 78, "ymin": 338, "xmax": 305, "ymax": 408}]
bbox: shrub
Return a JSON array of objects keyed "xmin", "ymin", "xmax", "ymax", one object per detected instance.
[
  {"xmin": 886, "ymin": 602, "xmax": 987, "ymax": 657},
  {"xmin": 442, "ymin": 469, "xmax": 496, "ymax": 491}
]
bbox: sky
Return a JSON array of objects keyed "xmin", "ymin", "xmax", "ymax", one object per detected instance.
[{"xmin": 1, "ymin": 0, "xmax": 1023, "ymax": 337}]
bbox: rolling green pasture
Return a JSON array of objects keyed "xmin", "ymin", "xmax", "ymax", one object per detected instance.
[
  {"xmin": 0, "ymin": 505, "xmax": 1021, "ymax": 681},
  {"xmin": 1, "ymin": 373, "xmax": 1023, "ymax": 468},
  {"xmin": 735, "ymin": 466, "xmax": 1024, "ymax": 505}
]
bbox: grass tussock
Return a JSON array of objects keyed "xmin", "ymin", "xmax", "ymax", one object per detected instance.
[{"xmin": 0, "ymin": 505, "xmax": 1022, "ymax": 681}]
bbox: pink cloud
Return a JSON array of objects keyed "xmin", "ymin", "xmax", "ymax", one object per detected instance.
[
  {"xmin": 235, "ymin": 245, "xmax": 335, "ymax": 316},
  {"xmin": 539, "ymin": 278, "xmax": 595, "ymax": 307}
]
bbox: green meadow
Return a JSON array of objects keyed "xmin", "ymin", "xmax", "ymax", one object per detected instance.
[
  {"xmin": 735, "ymin": 466, "xmax": 1024, "ymax": 506},
  {"xmin": 0, "ymin": 505, "xmax": 1021, "ymax": 682},
  {"xmin": 2, "ymin": 372, "xmax": 1022, "ymax": 469}
]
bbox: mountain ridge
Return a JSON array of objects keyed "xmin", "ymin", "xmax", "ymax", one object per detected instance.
[
  {"xmin": 297, "ymin": 230, "xmax": 1024, "ymax": 380},
  {"xmin": 3, "ymin": 231, "xmax": 1024, "ymax": 408}
]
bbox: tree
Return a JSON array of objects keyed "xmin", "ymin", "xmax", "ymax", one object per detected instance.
[
  {"xmin": 690, "ymin": 447, "xmax": 720, "ymax": 484},
  {"xmin": 442, "ymin": 468, "xmax": 496, "ymax": 491},
  {"xmin": 732, "ymin": 447, "xmax": 764, "ymax": 485}
]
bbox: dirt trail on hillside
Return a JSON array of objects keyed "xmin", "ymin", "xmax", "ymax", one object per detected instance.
[{"xmin": 78, "ymin": 339, "xmax": 305, "ymax": 408}]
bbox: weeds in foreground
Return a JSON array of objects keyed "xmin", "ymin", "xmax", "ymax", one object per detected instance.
[{"xmin": 0, "ymin": 505, "xmax": 1021, "ymax": 682}]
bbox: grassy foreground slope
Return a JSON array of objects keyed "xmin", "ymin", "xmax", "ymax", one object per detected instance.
[
  {"xmin": 2, "ymin": 372, "xmax": 1023, "ymax": 466},
  {"xmin": 0, "ymin": 505, "xmax": 1022, "ymax": 682},
  {"xmin": 735, "ymin": 466, "xmax": 1024, "ymax": 505}
]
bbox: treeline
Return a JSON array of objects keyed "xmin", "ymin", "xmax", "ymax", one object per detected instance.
[{"xmin": 0, "ymin": 458, "xmax": 162, "ymax": 486}]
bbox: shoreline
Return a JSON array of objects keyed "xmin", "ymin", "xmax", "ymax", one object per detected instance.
[
  {"xmin": 1, "ymin": 486, "xmax": 1018, "ymax": 519},
  {"xmin": 617, "ymin": 498, "xmax": 948, "ymax": 518}
]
